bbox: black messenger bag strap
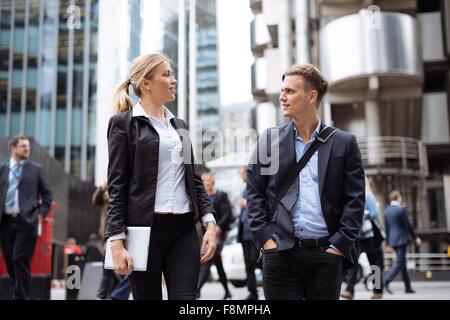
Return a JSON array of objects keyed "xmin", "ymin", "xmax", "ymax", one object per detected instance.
[{"xmin": 267, "ymin": 126, "xmax": 337, "ymax": 219}]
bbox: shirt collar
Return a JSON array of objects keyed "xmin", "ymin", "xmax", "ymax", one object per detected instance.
[
  {"xmin": 9, "ymin": 158, "xmax": 25, "ymax": 169},
  {"xmin": 132, "ymin": 101, "xmax": 175, "ymax": 121},
  {"xmin": 294, "ymin": 120, "xmax": 322, "ymax": 142},
  {"xmin": 390, "ymin": 201, "xmax": 402, "ymax": 206}
]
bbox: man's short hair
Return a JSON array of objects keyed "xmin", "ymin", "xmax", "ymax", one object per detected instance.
[
  {"xmin": 9, "ymin": 135, "xmax": 29, "ymax": 150},
  {"xmin": 389, "ymin": 190, "xmax": 402, "ymax": 202},
  {"xmin": 201, "ymin": 172, "xmax": 215, "ymax": 183},
  {"xmin": 282, "ymin": 63, "xmax": 329, "ymax": 106}
]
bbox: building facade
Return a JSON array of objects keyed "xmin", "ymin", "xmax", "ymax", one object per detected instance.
[
  {"xmin": 95, "ymin": 0, "xmax": 141, "ymax": 184},
  {"xmin": 250, "ymin": 0, "xmax": 450, "ymax": 252},
  {"xmin": 0, "ymin": 0, "xmax": 99, "ymax": 181}
]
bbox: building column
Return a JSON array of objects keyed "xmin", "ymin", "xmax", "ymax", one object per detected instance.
[
  {"xmin": 177, "ymin": 0, "xmax": 187, "ymax": 120},
  {"xmin": 364, "ymin": 99, "xmax": 381, "ymax": 165},
  {"xmin": 444, "ymin": 175, "xmax": 450, "ymax": 232},
  {"xmin": 189, "ymin": 0, "xmax": 199, "ymax": 161},
  {"xmin": 295, "ymin": 0, "xmax": 310, "ymax": 64}
]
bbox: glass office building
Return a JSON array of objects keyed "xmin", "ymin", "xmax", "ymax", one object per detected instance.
[
  {"xmin": 196, "ymin": 0, "xmax": 219, "ymax": 150},
  {"xmin": 158, "ymin": 0, "xmax": 220, "ymax": 159},
  {"xmin": 0, "ymin": 0, "xmax": 98, "ymax": 181}
]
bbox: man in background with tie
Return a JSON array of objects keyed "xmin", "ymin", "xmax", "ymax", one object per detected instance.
[{"xmin": 0, "ymin": 136, "xmax": 53, "ymax": 299}]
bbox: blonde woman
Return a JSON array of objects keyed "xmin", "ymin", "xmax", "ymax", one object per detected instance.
[{"xmin": 105, "ymin": 53, "xmax": 217, "ymax": 300}]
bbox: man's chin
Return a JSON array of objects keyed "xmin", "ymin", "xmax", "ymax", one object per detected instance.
[{"xmin": 282, "ymin": 110, "xmax": 292, "ymax": 118}]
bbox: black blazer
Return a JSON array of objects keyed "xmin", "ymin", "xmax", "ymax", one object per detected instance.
[
  {"xmin": 105, "ymin": 110, "xmax": 215, "ymax": 239},
  {"xmin": 384, "ymin": 204, "xmax": 417, "ymax": 247},
  {"xmin": 247, "ymin": 121, "xmax": 365, "ymax": 269},
  {"xmin": 0, "ymin": 161, "xmax": 53, "ymax": 225}
]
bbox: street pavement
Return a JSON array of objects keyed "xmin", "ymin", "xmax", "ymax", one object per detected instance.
[{"xmin": 51, "ymin": 280, "xmax": 450, "ymax": 300}]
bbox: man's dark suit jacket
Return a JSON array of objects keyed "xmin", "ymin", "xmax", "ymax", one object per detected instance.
[
  {"xmin": 0, "ymin": 160, "xmax": 53, "ymax": 225},
  {"xmin": 211, "ymin": 190, "xmax": 234, "ymax": 232},
  {"xmin": 384, "ymin": 204, "xmax": 417, "ymax": 247},
  {"xmin": 246, "ymin": 121, "xmax": 365, "ymax": 269}
]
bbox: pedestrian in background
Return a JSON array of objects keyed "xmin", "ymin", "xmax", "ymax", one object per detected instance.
[
  {"xmin": 0, "ymin": 136, "xmax": 53, "ymax": 300},
  {"xmin": 92, "ymin": 181, "xmax": 120, "ymax": 300},
  {"xmin": 341, "ymin": 176, "xmax": 385, "ymax": 299},
  {"xmin": 92, "ymin": 180, "xmax": 109, "ymax": 244},
  {"xmin": 197, "ymin": 172, "xmax": 234, "ymax": 300},
  {"xmin": 237, "ymin": 165, "xmax": 259, "ymax": 300},
  {"xmin": 106, "ymin": 52, "xmax": 216, "ymax": 300},
  {"xmin": 384, "ymin": 190, "xmax": 422, "ymax": 294}
]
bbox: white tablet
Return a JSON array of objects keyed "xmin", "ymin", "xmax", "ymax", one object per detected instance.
[{"xmin": 104, "ymin": 227, "xmax": 151, "ymax": 272}]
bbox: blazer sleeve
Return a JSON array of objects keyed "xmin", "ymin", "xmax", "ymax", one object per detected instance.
[
  {"xmin": 105, "ymin": 115, "xmax": 129, "ymax": 239},
  {"xmin": 328, "ymin": 135, "xmax": 365, "ymax": 258},
  {"xmin": 384, "ymin": 214, "xmax": 391, "ymax": 246},
  {"xmin": 246, "ymin": 129, "xmax": 275, "ymax": 250},
  {"xmin": 401, "ymin": 207, "xmax": 417, "ymax": 241},
  {"xmin": 37, "ymin": 165, "xmax": 53, "ymax": 216}
]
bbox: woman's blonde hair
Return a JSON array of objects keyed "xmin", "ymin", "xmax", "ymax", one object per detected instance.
[{"xmin": 112, "ymin": 53, "xmax": 170, "ymax": 114}]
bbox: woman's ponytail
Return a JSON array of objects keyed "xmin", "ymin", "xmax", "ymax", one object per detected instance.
[{"xmin": 112, "ymin": 80, "xmax": 133, "ymax": 114}]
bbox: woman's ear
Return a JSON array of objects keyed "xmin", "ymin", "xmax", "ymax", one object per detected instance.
[{"xmin": 139, "ymin": 79, "xmax": 151, "ymax": 92}]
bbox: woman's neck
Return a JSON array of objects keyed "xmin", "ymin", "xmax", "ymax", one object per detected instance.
[{"xmin": 140, "ymin": 96, "xmax": 165, "ymax": 120}]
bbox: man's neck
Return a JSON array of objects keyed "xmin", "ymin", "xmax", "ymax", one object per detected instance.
[
  {"xmin": 292, "ymin": 113, "xmax": 321, "ymax": 142},
  {"xmin": 11, "ymin": 155, "xmax": 22, "ymax": 163}
]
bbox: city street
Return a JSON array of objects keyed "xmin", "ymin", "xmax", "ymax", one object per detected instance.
[{"xmin": 50, "ymin": 280, "xmax": 450, "ymax": 300}]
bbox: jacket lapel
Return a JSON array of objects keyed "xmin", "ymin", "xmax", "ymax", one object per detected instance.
[
  {"xmin": 277, "ymin": 122, "xmax": 296, "ymax": 185},
  {"xmin": 277, "ymin": 122, "xmax": 298, "ymax": 211},
  {"xmin": 18, "ymin": 161, "xmax": 30, "ymax": 187},
  {"xmin": 318, "ymin": 123, "xmax": 334, "ymax": 197}
]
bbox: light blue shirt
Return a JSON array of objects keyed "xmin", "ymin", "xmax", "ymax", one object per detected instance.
[
  {"xmin": 4, "ymin": 158, "xmax": 25, "ymax": 214},
  {"xmin": 291, "ymin": 121, "xmax": 329, "ymax": 239}
]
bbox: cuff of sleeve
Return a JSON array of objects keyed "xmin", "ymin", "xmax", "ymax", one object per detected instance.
[
  {"xmin": 109, "ymin": 232, "xmax": 126, "ymax": 241},
  {"xmin": 201, "ymin": 213, "xmax": 216, "ymax": 227},
  {"xmin": 329, "ymin": 244, "xmax": 345, "ymax": 257}
]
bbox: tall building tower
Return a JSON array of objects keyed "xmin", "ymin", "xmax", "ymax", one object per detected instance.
[
  {"xmin": 0, "ymin": 0, "xmax": 99, "ymax": 181},
  {"xmin": 149, "ymin": 0, "xmax": 220, "ymax": 162},
  {"xmin": 195, "ymin": 0, "xmax": 220, "ymax": 157},
  {"xmin": 95, "ymin": 0, "xmax": 142, "ymax": 184}
]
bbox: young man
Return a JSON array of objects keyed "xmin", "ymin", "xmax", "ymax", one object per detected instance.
[
  {"xmin": 0, "ymin": 136, "xmax": 53, "ymax": 299},
  {"xmin": 383, "ymin": 190, "xmax": 421, "ymax": 294},
  {"xmin": 246, "ymin": 64, "xmax": 365, "ymax": 300}
]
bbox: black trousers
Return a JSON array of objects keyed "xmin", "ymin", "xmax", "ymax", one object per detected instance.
[
  {"xmin": 242, "ymin": 240, "xmax": 259, "ymax": 295},
  {"xmin": 263, "ymin": 246, "xmax": 343, "ymax": 300},
  {"xmin": 97, "ymin": 268, "xmax": 120, "ymax": 299},
  {"xmin": 0, "ymin": 214, "xmax": 38, "ymax": 300},
  {"xmin": 129, "ymin": 213, "xmax": 200, "ymax": 300}
]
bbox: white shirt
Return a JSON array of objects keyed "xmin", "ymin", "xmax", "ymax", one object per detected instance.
[
  {"xmin": 390, "ymin": 201, "xmax": 402, "ymax": 206},
  {"xmin": 4, "ymin": 158, "xmax": 24, "ymax": 214},
  {"xmin": 109, "ymin": 102, "xmax": 215, "ymax": 240}
]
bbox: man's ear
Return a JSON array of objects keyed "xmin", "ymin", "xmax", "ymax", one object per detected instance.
[{"xmin": 309, "ymin": 90, "xmax": 318, "ymax": 105}]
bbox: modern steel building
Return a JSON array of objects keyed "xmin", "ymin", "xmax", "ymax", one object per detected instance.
[
  {"xmin": 250, "ymin": 0, "xmax": 450, "ymax": 252},
  {"xmin": 0, "ymin": 0, "xmax": 142, "ymax": 184},
  {"xmin": 160, "ymin": 0, "xmax": 220, "ymax": 160},
  {"xmin": 0, "ymin": 0, "xmax": 99, "ymax": 181}
]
